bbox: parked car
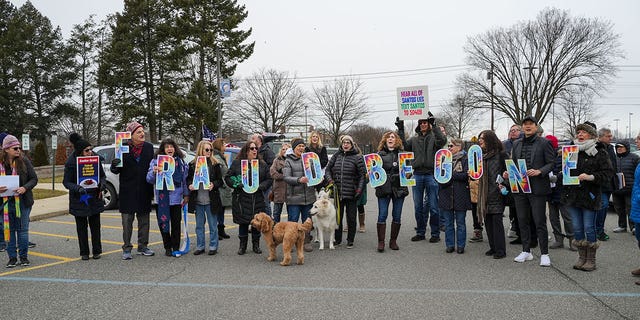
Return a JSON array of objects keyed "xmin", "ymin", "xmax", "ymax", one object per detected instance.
[{"xmin": 94, "ymin": 144, "xmax": 195, "ymax": 210}]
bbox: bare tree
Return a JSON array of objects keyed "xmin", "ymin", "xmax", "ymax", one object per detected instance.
[
  {"xmin": 557, "ymin": 87, "xmax": 598, "ymax": 140},
  {"xmin": 348, "ymin": 124, "xmax": 389, "ymax": 153},
  {"xmin": 231, "ymin": 68, "xmax": 305, "ymax": 133},
  {"xmin": 461, "ymin": 8, "xmax": 622, "ymax": 126},
  {"xmin": 311, "ymin": 77, "xmax": 368, "ymax": 146},
  {"xmin": 439, "ymin": 88, "xmax": 482, "ymax": 139}
]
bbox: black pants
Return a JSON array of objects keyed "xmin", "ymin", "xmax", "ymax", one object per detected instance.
[
  {"xmin": 484, "ymin": 213, "xmax": 505, "ymax": 256},
  {"xmin": 514, "ymin": 194, "xmax": 549, "ymax": 254},
  {"xmin": 612, "ymin": 193, "xmax": 632, "ymax": 229},
  {"xmin": 75, "ymin": 214, "xmax": 101, "ymax": 256},
  {"xmin": 471, "ymin": 203, "xmax": 482, "ymax": 230},
  {"xmin": 511, "ymin": 205, "xmax": 537, "ymax": 242},
  {"xmin": 335, "ymin": 199, "xmax": 357, "ymax": 243},
  {"xmin": 159, "ymin": 205, "xmax": 182, "ymax": 252}
]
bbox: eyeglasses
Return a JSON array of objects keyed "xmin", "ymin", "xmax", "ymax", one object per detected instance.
[
  {"xmin": 83, "ymin": 148, "xmax": 93, "ymax": 152},
  {"xmin": 509, "ymin": 129, "xmax": 520, "ymax": 132},
  {"xmin": 11, "ymin": 147, "xmax": 20, "ymax": 151},
  {"xmin": 204, "ymin": 148, "xmax": 212, "ymax": 152},
  {"xmin": 342, "ymin": 141, "xmax": 352, "ymax": 145},
  {"xmin": 249, "ymin": 147, "xmax": 258, "ymax": 151},
  {"xmin": 448, "ymin": 144, "xmax": 458, "ymax": 148},
  {"xmin": 418, "ymin": 121, "xmax": 428, "ymax": 125}
]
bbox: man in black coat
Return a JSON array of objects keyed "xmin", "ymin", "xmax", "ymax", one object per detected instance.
[
  {"xmin": 508, "ymin": 116, "xmax": 555, "ymax": 266},
  {"xmin": 596, "ymin": 127, "xmax": 616, "ymax": 241},
  {"xmin": 110, "ymin": 121, "xmax": 155, "ymax": 260}
]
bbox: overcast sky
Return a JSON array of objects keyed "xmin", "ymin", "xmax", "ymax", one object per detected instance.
[{"xmin": 10, "ymin": 0, "xmax": 640, "ymax": 140}]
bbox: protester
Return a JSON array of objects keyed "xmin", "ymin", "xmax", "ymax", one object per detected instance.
[
  {"xmin": 1, "ymin": 135, "xmax": 38, "ymax": 267},
  {"xmin": 0, "ymin": 132, "xmax": 8, "ymax": 252},
  {"xmin": 110, "ymin": 121, "xmax": 155, "ymax": 259},
  {"xmin": 211, "ymin": 138, "xmax": 232, "ymax": 240},
  {"xmin": 270, "ymin": 143, "xmax": 290, "ymax": 224},
  {"xmin": 545, "ymin": 134, "xmax": 575, "ymax": 251},
  {"xmin": 629, "ymin": 133, "xmax": 640, "ymax": 285},
  {"xmin": 612, "ymin": 140, "xmax": 640, "ymax": 234},
  {"xmin": 596, "ymin": 128, "xmax": 616, "ymax": 241},
  {"xmin": 437, "ymin": 138, "xmax": 471, "ymax": 254},
  {"xmin": 325, "ymin": 135, "xmax": 366, "ymax": 248},
  {"xmin": 187, "ymin": 140, "xmax": 224, "ymax": 256},
  {"xmin": 63, "ymin": 133, "xmax": 105, "ymax": 260},
  {"xmin": 225, "ymin": 141, "xmax": 272, "ymax": 255},
  {"xmin": 374, "ymin": 131, "xmax": 409, "ymax": 252},
  {"xmin": 146, "ymin": 138, "xmax": 189, "ymax": 257},
  {"xmin": 562, "ymin": 123, "xmax": 613, "ymax": 271},
  {"xmin": 306, "ymin": 131, "xmax": 328, "ymax": 168},
  {"xmin": 395, "ymin": 113, "xmax": 447, "ymax": 243}
]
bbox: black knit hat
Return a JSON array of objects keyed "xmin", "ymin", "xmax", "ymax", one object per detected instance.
[{"xmin": 69, "ymin": 133, "xmax": 91, "ymax": 153}]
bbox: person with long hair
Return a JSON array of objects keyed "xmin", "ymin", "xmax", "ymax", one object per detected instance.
[
  {"xmin": 211, "ymin": 138, "xmax": 232, "ymax": 240},
  {"xmin": 306, "ymin": 131, "xmax": 328, "ymax": 169},
  {"xmin": 63, "ymin": 133, "xmax": 105, "ymax": 260},
  {"xmin": 477, "ymin": 130, "xmax": 508, "ymax": 259},
  {"xmin": 374, "ymin": 131, "xmax": 409, "ymax": 252},
  {"xmin": 187, "ymin": 140, "xmax": 224, "ymax": 255},
  {"xmin": 270, "ymin": 143, "xmax": 290, "ymax": 223},
  {"xmin": 0, "ymin": 135, "xmax": 38, "ymax": 267},
  {"xmin": 146, "ymin": 138, "xmax": 189, "ymax": 257},
  {"xmin": 224, "ymin": 141, "xmax": 272, "ymax": 255}
]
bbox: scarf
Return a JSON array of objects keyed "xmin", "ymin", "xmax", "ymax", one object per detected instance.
[
  {"xmin": 1, "ymin": 162, "xmax": 20, "ymax": 241},
  {"xmin": 130, "ymin": 141, "xmax": 143, "ymax": 162},
  {"xmin": 157, "ymin": 157, "xmax": 184, "ymax": 233},
  {"xmin": 575, "ymin": 139, "xmax": 598, "ymax": 157}
]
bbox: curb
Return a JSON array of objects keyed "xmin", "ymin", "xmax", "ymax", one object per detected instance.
[{"xmin": 30, "ymin": 210, "xmax": 68, "ymax": 222}]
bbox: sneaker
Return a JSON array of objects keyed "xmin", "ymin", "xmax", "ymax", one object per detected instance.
[
  {"xmin": 597, "ymin": 232, "xmax": 609, "ymax": 241},
  {"xmin": 81, "ymin": 255, "xmax": 90, "ymax": 261},
  {"xmin": 208, "ymin": 249, "xmax": 218, "ymax": 256},
  {"xmin": 19, "ymin": 256, "xmax": 30, "ymax": 266},
  {"xmin": 469, "ymin": 230, "xmax": 483, "ymax": 243},
  {"xmin": 346, "ymin": 242, "xmax": 354, "ymax": 249},
  {"xmin": 540, "ymin": 254, "xmax": 551, "ymax": 267},
  {"xmin": 410, "ymin": 235, "xmax": 426, "ymax": 242},
  {"xmin": 507, "ymin": 230, "xmax": 517, "ymax": 238},
  {"xmin": 92, "ymin": 254, "xmax": 101, "ymax": 260},
  {"xmin": 28, "ymin": 242, "xmax": 36, "ymax": 248},
  {"xmin": 514, "ymin": 251, "xmax": 534, "ymax": 263},
  {"xmin": 193, "ymin": 249, "xmax": 205, "ymax": 255},
  {"xmin": 122, "ymin": 251, "xmax": 133, "ymax": 260},
  {"xmin": 6, "ymin": 257, "xmax": 17, "ymax": 268},
  {"xmin": 428, "ymin": 236, "xmax": 440, "ymax": 243},
  {"xmin": 137, "ymin": 247, "xmax": 155, "ymax": 256},
  {"xmin": 612, "ymin": 227, "xmax": 627, "ymax": 233}
]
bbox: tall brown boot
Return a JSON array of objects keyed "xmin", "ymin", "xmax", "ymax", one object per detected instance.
[
  {"xmin": 358, "ymin": 213, "xmax": 366, "ymax": 233},
  {"xmin": 376, "ymin": 223, "xmax": 386, "ymax": 252},
  {"xmin": 389, "ymin": 222, "xmax": 401, "ymax": 250},
  {"xmin": 581, "ymin": 242, "xmax": 599, "ymax": 271},
  {"xmin": 572, "ymin": 239, "xmax": 586, "ymax": 270},
  {"xmin": 304, "ymin": 231, "xmax": 313, "ymax": 252}
]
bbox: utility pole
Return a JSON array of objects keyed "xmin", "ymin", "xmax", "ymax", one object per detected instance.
[
  {"xmin": 629, "ymin": 112, "xmax": 634, "ymax": 142},
  {"xmin": 487, "ymin": 64, "xmax": 495, "ymax": 131}
]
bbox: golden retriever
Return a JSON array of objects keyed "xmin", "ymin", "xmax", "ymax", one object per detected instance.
[{"xmin": 251, "ymin": 212, "xmax": 313, "ymax": 266}]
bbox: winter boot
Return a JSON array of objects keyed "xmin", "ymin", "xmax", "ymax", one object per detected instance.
[
  {"xmin": 469, "ymin": 229, "xmax": 483, "ymax": 243},
  {"xmin": 549, "ymin": 234, "xmax": 564, "ymax": 249},
  {"xmin": 252, "ymin": 237, "xmax": 262, "ymax": 254},
  {"xmin": 568, "ymin": 237, "xmax": 577, "ymax": 251},
  {"xmin": 358, "ymin": 213, "xmax": 366, "ymax": 233},
  {"xmin": 376, "ymin": 223, "xmax": 386, "ymax": 252},
  {"xmin": 218, "ymin": 225, "xmax": 230, "ymax": 240},
  {"xmin": 237, "ymin": 236, "xmax": 248, "ymax": 255},
  {"xmin": 581, "ymin": 242, "xmax": 599, "ymax": 271},
  {"xmin": 389, "ymin": 222, "xmax": 401, "ymax": 250},
  {"xmin": 304, "ymin": 231, "xmax": 314, "ymax": 252},
  {"xmin": 572, "ymin": 239, "xmax": 586, "ymax": 270}
]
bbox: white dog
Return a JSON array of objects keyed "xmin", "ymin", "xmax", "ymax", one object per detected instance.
[{"xmin": 310, "ymin": 190, "xmax": 338, "ymax": 250}]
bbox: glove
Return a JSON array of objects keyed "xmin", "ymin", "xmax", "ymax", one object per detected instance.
[
  {"xmin": 395, "ymin": 117, "xmax": 404, "ymax": 131},
  {"xmin": 427, "ymin": 111, "xmax": 436, "ymax": 126},
  {"xmin": 111, "ymin": 158, "xmax": 121, "ymax": 168}
]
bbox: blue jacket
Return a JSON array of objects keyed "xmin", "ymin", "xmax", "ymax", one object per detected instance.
[
  {"xmin": 146, "ymin": 157, "xmax": 189, "ymax": 206},
  {"xmin": 630, "ymin": 164, "xmax": 640, "ymax": 224}
]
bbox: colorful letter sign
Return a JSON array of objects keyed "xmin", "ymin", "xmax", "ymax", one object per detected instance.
[
  {"xmin": 364, "ymin": 153, "xmax": 387, "ymax": 188},
  {"xmin": 76, "ymin": 156, "xmax": 100, "ymax": 189},
  {"xmin": 397, "ymin": 85, "xmax": 429, "ymax": 120},
  {"xmin": 562, "ymin": 145, "xmax": 579, "ymax": 186},
  {"xmin": 301, "ymin": 152, "xmax": 323, "ymax": 187},
  {"xmin": 467, "ymin": 145, "xmax": 483, "ymax": 180},
  {"xmin": 191, "ymin": 156, "xmax": 211, "ymax": 189},
  {"xmin": 505, "ymin": 159, "xmax": 531, "ymax": 193},
  {"xmin": 155, "ymin": 155, "xmax": 175, "ymax": 191},
  {"xmin": 241, "ymin": 159, "xmax": 259, "ymax": 194},
  {"xmin": 114, "ymin": 132, "xmax": 131, "ymax": 167},
  {"xmin": 399, "ymin": 152, "xmax": 415, "ymax": 187},
  {"xmin": 434, "ymin": 149, "xmax": 452, "ymax": 184}
]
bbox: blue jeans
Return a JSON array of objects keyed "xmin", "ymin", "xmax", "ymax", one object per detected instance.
[
  {"xmin": 287, "ymin": 204, "xmax": 312, "ymax": 223},
  {"xmin": 595, "ymin": 192, "xmax": 610, "ymax": 235},
  {"xmin": 7, "ymin": 205, "xmax": 31, "ymax": 258},
  {"xmin": 377, "ymin": 196, "xmax": 404, "ymax": 224},
  {"xmin": 195, "ymin": 204, "xmax": 218, "ymax": 250},
  {"xmin": 273, "ymin": 203, "xmax": 285, "ymax": 223},
  {"xmin": 412, "ymin": 173, "xmax": 440, "ymax": 237},
  {"xmin": 567, "ymin": 206, "xmax": 596, "ymax": 242},
  {"xmin": 441, "ymin": 210, "xmax": 467, "ymax": 248}
]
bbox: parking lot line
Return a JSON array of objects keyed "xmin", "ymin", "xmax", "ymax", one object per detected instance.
[
  {"xmin": 28, "ymin": 251, "xmax": 74, "ymax": 261},
  {"xmin": 44, "ymin": 220, "xmax": 162, "ymax": 234},
  {"xmin": 30, "ymin": 230, "xmax": 123, "ymax": 245}
]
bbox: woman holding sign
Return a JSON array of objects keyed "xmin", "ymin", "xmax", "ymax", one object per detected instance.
[
  {"xmin": 284, "ymin": 138, "xmax": 317, "ymax": 252},
  {"xmin": 375, "ymin": 131, "xmax": 409, "ymax": 252},
  {"xmin": 146, "ymin": 139, "xmax": 189, "ymax": 257},
  {"xmin": 63, "ymin": 133, "xmax": 105, "ymax": 260},
  {"xmin": 187, "ymin": 140, "xmax": 224, "ymax": 256},
  {"xmin": 562, "ymin": 123, "xmax": 613, "ymax": 271},
  {"xmin": 224, "ymin": 141, "xmax": 272, "ymax": 255}
]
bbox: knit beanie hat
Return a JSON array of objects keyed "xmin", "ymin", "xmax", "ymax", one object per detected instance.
[
  {"xmin": 545, "ymin": 135, "xmax": 559, "ymax": 149},
  {"xmin": 2, "ymin": 134, "xmax": 20, "ymax": 150},
  {"xmin": 126, "ymin": 121, "xmax": 144, "ymax": 134},
  {"xmin": 291, "ymin": 138, "xmax": 305, "ymax": 150},
  {"xmin": 340, "ymin": 135, "xmax": 354, "ymax": 145},
  {"xmin": 69, "ymin": 133, "xmax": 91, "ymax": 153},
  {"xmin": 576, "ymin": 122, "xmax": 597, "ymax": 138}
]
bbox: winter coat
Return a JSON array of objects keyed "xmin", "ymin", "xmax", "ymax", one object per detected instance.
[
  {"xmin": 547, "ymin": 149, "xmax": 563, "ymax": 204},
  {"xmin": 1, "ymin": 158, "xmax": 38, "ymax": 209},
  {"xmin": 213, "ymin": 150, "xmax": 232, "ymax": 207},
  {"xmin": 258, "ymin": 144, "xmax": 275, "ymax": 167},
  {"xmin": 477, "ymin": 151, "xmax": 508, "ymax": 216},
  {"xmin": 306, "ymin": 145, "xmax": 329, "ymax": 168},
  {"xmin": 325, "ymin": 147, "xmax": 366, "ymax": 200},
  {"xmin": 613, "ymin": 141, "xmax": 640, "ymax": 196},
  {"xmin": 110, "ymin": 141, "xmax": 154, "ymax": 214},
  {"xmin": 403, "ymin": 125, "xmax": 447, "ymax": 174},
  {"xmin": 270, "ymin": 155, "xmax": 287, "ymax": 204},
  {"xmin": 186, "ymin": 158, "xmax": 224, "ymax": 213},
  {"xmin": 629, "ymin": 164, "xmax": 640, "ymax": 224},
  {"xmin": 374, "ymin": 147, "xmax": 409, "ymax": 199},
  {"xmin": 146, "ymin": 157, "xmax": 189, "ymax": 206},
  {"xmin": 602, "ymin": 143, "xmax": 617, "ymax": 193},
  {"xmin": 561, "ymin": 142, "xmax": 614, "ymax": 211},
  {"xmin": 62, "ymin": 152, "xmax": 106, "ymax": 217},
  {"xmin": 283, "ymin": 154, "xmax": 317, "ymax": 205},
  {"xmin": 511, "ymin": 134, "xmax": 555, "ymax": 196},
  {"xmin": 224, "ymin": 158, "xmax": 272, "ymax": 224},
  {"xmin": 438, "ymin": 151, "xmax": 472, "ymax": 211}
]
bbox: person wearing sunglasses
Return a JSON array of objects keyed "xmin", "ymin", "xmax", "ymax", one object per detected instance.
[
  {"xmin": 225, "ymin": 141, "xmax": 272, "ymax": 255},
  {"xmin": 0, "ymin": 134, "xmax": 38, "ymax": 268}
]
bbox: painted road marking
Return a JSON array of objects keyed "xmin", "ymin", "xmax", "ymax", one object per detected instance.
[
  {"xmin": 43, "ymin": 220, "xmax": 163, "ymax": 234},
  {"xmin": 30, "ymin": 231, "xmax": 124, "ymax": 246}
]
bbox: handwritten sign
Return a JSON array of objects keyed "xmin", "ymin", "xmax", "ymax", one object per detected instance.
[
  {"xmin": 467, "ymin": 145, "xmax": 483, "ymax": 180},
  {"xmin": 364, "ymin": 153, "xmax": 387, "ymax": 188},
  {"xmin": 396, "ymin": 85, "xmax": 429, "ymax": 120},
  {"xmin": 301, "ymin": 152, "xmax": 323, "ymax": 187},
  {"xmin": 434, "ymin": 149, "xmax": 452, "ymax": 184},
  {"xmin": 241, "ymin": 159, "xmax": 259, "ymax": 194},
  {"xmin": 76, "ymin": 156, "xmax": 100, "ymax": 189},
  {"xmin": 155, "ymin": 155, "xmax": 175, "ymax": 191},
  {"xmin": 114, "ymin": 132, "xmax": 131, "ymax": 167},
  {"xmin": 505, "ymin": 159, "xmax": 531, "ymax": 193},
  {"xmin": 561, "ymin": 145, "xmax": 579, "ymax": 185},
  {"xmin": 399, "ymin": 152, "xmax": 415, "ymax": 187},
  {"xmin": 191, "ymin": 156, "xmax": 211, "ymax": 189}
]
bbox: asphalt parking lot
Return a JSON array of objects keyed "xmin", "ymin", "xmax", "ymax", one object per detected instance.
[{"xmin": 0, "ymin": 194, "xmax": 639, "ymax": 319}]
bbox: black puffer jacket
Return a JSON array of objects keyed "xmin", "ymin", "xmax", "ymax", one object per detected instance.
[
  {"xmin": 613, "ymin": 141, "xmax": 640, "ymax": 195},
  {"xmin": 186, "ymin": 158, "xmax": 224, "ymax": 213},
  {"xmin": 63, "ymin": 152, "xmax": 106, "ymax": 217},
  {"xmin": 224, "ymin": 158, "xmax": 272, "ymax": 224},
  {"xmin": 562, "ymin": 142, "xmax": 614, "ymax": 210},
  {"xmin": 375, "ymin": 147, "xmax": 409, "ymax": 199},
  {"xmin": 437, "ymin": 151, "xmax": 472, "ymax": 211},
  {"xmin": 325, "ymin": 147, "xmax": 366, "ymax": 200}
]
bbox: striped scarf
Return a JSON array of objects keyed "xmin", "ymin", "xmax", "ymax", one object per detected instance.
[{"xmin": 1, "ymin": 163, "xmax": 20, "ymax": 241}]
